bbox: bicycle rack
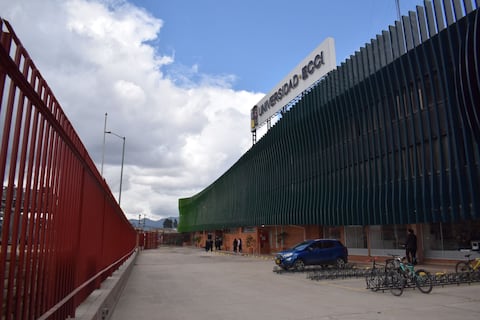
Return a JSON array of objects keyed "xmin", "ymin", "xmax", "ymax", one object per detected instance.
[
  {"xmin": 365, "ymin": 270, "xmax": 480, "ymax": 291},
  {"xmin": 273, "ymin": 262, "xmax": 480, "ymax": 290}
]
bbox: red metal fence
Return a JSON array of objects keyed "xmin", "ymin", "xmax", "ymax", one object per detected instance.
[
  {"xmin": 0, "ymin": 19, "xmax": 137, "ymax": 319},
  {"xmin": 137, "ymin": 231, "xmax": 159, "ymax": 250}
]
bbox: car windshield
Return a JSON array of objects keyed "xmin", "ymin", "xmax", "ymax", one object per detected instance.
[{"xmin": 291, "ymin": 241, "xmax": 313, "ymax": 251}]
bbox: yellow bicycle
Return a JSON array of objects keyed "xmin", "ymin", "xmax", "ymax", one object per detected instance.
[{"xmin": 455, "ymin": 251, "xmax": 480, "ymax": 279}]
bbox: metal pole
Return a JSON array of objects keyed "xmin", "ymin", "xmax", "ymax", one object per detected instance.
[
  {"xmin": 119, "ymin": 136, "xmax": 125, "ymax": 205},
  {"xmin": 101, "ymin": 112, "xmax": 107, "ymax": 176},
  {"xmin": 395, "ymin": 0, "xmax": 401, "ymax": 21},
  {"xmin": 105, "ymin": 131, "xmax": 125, "ymax": 205}
]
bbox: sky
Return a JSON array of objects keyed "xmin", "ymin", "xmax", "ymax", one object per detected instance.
[{"xmin": 0, "ymin": 0, "xmax": 427, "ymax": 221}]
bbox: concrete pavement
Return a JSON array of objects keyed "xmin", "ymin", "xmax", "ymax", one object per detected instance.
[{"xmin": 110, "ymin": 246, "xmax": 480, "ymax": 320}]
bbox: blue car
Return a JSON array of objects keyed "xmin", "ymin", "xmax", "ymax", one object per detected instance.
[{"xmin": 275, "ymin": 239, "xmax": 348, "ymax": 271}]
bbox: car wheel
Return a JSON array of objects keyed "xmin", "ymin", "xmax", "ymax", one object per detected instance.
[
  {"xmin": 335, "ymin": 257, "xmax": 346, "ymax": 269},
  {"xmin": 293, "ymin": 259, "xmax": 305, "ymax": 271}
]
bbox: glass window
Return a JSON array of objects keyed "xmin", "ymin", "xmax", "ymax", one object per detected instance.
[
  {"xmin": 324, "ymin": 226, "xmax": 341, "ymax": 239},
  {"xmin": 345, "ymin": 225, "xmax": 367, "ymax": 248},
  {"xmin": 242, "ymin": 226, "xmax": 255, "ymax": 233},
  {"xmin": 316, "ymin": 240, "xmax": 332, "ymax": 249},
  {"xmin": 369, "ymin": 224, "xmax": 408, "ymax": 249},
  {"xmin": 424, "ymin": 221, "xmax": 480, "ymax": 251}
]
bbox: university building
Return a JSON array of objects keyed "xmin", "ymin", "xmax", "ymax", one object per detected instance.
[{"xmin": 178, "ymin": 0, "xmax": 480, "ymax": 263}]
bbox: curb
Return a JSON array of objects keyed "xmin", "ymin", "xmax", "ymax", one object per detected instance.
[{"xmin": 73, "ymin": 250, "xmax": 138, "ymax": 320}]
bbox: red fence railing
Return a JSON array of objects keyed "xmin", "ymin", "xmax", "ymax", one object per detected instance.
[
  {"xmin": 0, "ymin": 18, "xmax": 137, "ymax": 319},
  {"xmin": 139, "ymin": 231, "xmax": 159, "ymax": 250}
]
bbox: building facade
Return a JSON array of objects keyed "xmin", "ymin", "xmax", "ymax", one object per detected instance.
[{"xmin": 179, "ymin": 0, "xmax": 480, "ymax": 262}]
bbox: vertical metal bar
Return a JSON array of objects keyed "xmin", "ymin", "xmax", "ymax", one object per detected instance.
[
  {"xmin": 7, "ymin": 51, "xmax": 34, "ymax": 320},
  {"xmin": 377, "ymin": 35, "xmax": 387, "ymax": 68},
  {"xmin": 372, "ymin": 40, "xmax": 381, "ymax": 72},
  {"xmin": 404, "ymin": 14, "xmax": 415, "ymax": 51},
  {"xmin": 375, "ymin": 34, "xmax": 395, "ymax": 225},
  {"xmin": 21, "ymin": 84, "xmax": 41, "ymax": 319},
  {"xmin": 5, "ymin": 82, "xmax": 24, "ymax": 320},
  {"xmin": 425, "ymin": 0, "xmax": 438, "ymax": 36},
  {"xmin": 14, "ymin": 65, "xmax": 35, "ymax": 319},
  {"xmin": 417, "ymin": 6, "xmax": 430, "ymax": 41},
  {"xmin": 452, "ymin": 0, "xmax": 465, "ymax": 19},
  {"xmin": 462, "ymin": 0, "xmax": 474, "ymax": 13},
  {"xmin": 58, "ymin": 144, "xmax": 77, "ymax": 317},
  {"xmin": 352, "ymin": 53, "xmax": 358, "ymax": 86},
  {"xmin": 409, "ymin": 11, "xmax": 421, "ymax": 47},
  {"xmin": 41, "ymin": 96, "xmax": 60, "ymax": 316},
  {"xmin": 443, "ymin": 0, "xmax": 456, "ymax": 24},
  {"xmin": 0, "ymin": 37, "xmax": 24, "ymax": 320},
  {"xmin": 396, "ymin": 20, "xmax": 407, "ymax": 55},
  {"xmin": 433, "ymin": 0, "xmax": 447, "ymax": 31},
  {"xmin": 0, "ymin": 28, "xmax": 12, "ymax": 112},
  {"xmin": 33, "ymin": 121, "xmax": 49, "ymax": 318},
  {"xmin": 382, "ymin": 30, "xmax": 394, "ymax": 64},
  {"xmin": 330, "ymin": 72, "xmax": 342, "ymax": 224},
  {"xmin": 33, "ymin": 125, "xmax": 48, "ymax": 318},
  {"xmin": 390, "ymin": 25, "xmax": 400, "ymax": 59}
]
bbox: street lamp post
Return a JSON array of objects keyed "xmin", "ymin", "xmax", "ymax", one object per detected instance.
[
  {"xmin": 105, "ymin": 131, "xmax": 126, "ymax": 205},
  {"xmin": 101, "ymin": 112, "xmax": 108, "ymax": 176}
]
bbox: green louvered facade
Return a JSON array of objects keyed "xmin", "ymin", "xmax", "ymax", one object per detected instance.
[{"xmin": 179, "ymin": 0, "xmax": 480, "ymax": 233}]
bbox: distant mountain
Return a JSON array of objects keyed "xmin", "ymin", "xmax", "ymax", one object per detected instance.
[{"xmin": 129, "ymin": 216, "xmax": 178, "ymax": 230}]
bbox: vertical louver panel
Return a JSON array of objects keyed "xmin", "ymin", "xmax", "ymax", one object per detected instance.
[{"xmin": 178, "ymin": 1, "xmax": 480, "ymax": 232}]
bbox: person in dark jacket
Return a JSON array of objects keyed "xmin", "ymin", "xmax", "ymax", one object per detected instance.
[
  {"xmin": 405, "ymin": 229, "xmax": 418, "ymax": 264},
  {"xmin": 233, "ymin": 238, "xmax": 238, "ymax": 253}
]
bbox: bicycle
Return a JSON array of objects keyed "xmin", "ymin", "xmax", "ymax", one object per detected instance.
[
  {"xmin": 386, "ymin": 255, "xmax": 433, "ymax": 296},
  {"xmin": 455, "ymin": 251, "xmax": 480, "ymax": 281},
  {"xmin": 365, "ymin": 256, "xmax": 403, "ymax": 292}
]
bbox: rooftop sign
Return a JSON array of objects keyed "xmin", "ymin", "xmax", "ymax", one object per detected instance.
[{"xmin": 251, "ymin": 37, "xmax": 336, "ymax": 131}]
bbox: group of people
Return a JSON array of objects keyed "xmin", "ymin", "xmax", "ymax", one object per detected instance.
[
  {"xmin": 232, "ymin": 238, "xmax": 242, "ymax": 253},
  {"xmin": 205, "ymin": 235, "xmax": 223, "ymax": 252}
]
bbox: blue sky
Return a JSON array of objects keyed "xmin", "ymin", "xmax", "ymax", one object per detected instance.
[
  {"xmin": 130, "ymin": 0, "xmax": 424, "ymax": 92},
  {"xmin": 0, "ymin": 0, "xmax": 428, "ymax": 220}
]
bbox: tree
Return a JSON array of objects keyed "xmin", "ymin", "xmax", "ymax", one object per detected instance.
[
  {"xmin": 173, "ymin": 219, "xmax": 178, "ymax": 228},
  {"xmin": 246, "ymin": 235, "xmax": 256, "ymax": 254},
  {"xmin": 163, "ymin": 218, "xmax": 173, "ymax": 228}
]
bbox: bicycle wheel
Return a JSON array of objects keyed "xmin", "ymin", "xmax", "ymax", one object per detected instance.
[
  {"xmin": 473, "ymin": 269, "xmax": 480, "ymax": 281},
  {"xmin": 455, "ymin": 261, "xmax": 471, "ymax": 273},
  {"xmin": 386, "ymin": 270, "xmax": 404, "ymax": 296},
  {"xmin": 455, "ymin": 261, "xmax": 472, "ymax": 282},
  {"xmin": 414, "ymin": 269, "xmax": 433, "ymax": 294}
]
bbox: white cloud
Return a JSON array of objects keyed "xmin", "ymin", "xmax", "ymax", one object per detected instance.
[{"xmin": 0, "ymin": 0, "xmax": 263, "ymax": 220}]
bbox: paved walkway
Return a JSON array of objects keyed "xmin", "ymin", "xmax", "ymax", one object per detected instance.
[{"xmin": 110, "ymin": 246, "xmax": 479, "ymax": 320}]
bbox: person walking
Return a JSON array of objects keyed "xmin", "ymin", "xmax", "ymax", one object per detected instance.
[
  {"xmin": 405, "ymin": 229, "xmax": 418, "ymax": 264},
  {"xmin": 233, "ymin": 238, "xmax": 238, "ymax": 253},
  {"xmin": 238, "ymin": 238, "xmax": 242, "ymax": 253}
]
